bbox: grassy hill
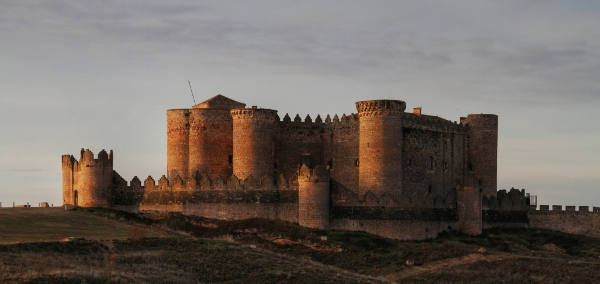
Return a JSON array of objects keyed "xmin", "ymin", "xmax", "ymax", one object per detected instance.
[{"xmin": 1, "ymin": 208, "xmax": 599, "ymax": 283}]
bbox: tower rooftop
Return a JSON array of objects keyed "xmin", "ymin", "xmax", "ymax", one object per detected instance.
[{"xmin": 192, "ymin": 94, "xmax": 246, "ymax": 110}]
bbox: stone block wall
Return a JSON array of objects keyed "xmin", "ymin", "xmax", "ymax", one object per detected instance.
[{"xmin": 529, "ymin": 206, "xmax": 600, "ymax": 238}]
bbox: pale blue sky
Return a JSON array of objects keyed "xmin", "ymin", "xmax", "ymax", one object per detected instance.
[{"xmin": 1, "ymin": 0, "xmax": 599, "ymax": 208}]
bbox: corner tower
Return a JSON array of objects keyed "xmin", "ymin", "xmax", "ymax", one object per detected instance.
[
  {"xmin": 230, "ymin": 106, "xmax": 278, "ymax": 181},
  {"xmin": 62, "ymin": 149, "xmax": 113, "ymax": 207},
  {"xmin": 356, "ymin": 100, "xmax": 405, "ymax": 197},
  {"xmin": 462, "ymin": 114, "xmax": 498, "ymax": 197}
]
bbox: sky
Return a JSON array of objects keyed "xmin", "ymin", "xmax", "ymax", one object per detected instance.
[{"xmin": 1, "ymin": 0, "xmax": 599, "ymax": 208}]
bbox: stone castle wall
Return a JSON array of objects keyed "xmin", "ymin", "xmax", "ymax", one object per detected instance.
[{"xmin": 529, "ymin": 206, "xmax": 600, "ymax": 238}]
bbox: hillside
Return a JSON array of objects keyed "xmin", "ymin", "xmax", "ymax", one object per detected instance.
[{"xmin": 1, "ymin": 208, "xmax": 599, "ymax": 283}]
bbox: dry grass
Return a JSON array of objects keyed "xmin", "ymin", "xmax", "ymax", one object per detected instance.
[
  {"xmin": 1, "ymin": 208, "xmax": 600, "ymax": 283},
  {"xmin": 0, "ymin": 208, "xmax": 171, "ymax": 244},
  {"xmin": 0, "ymin": 238, "xmax": 384, "ymax": 283}
]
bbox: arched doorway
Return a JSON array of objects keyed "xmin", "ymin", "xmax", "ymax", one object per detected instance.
[{"xmin": 73, "ymin": 190, "xmax": 78, "ymax": 207}]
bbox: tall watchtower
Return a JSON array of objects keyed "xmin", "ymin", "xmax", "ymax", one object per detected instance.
[
  {"xmin": 188, "ymin": 95, "xmax": 245, "ymax": 179},
  {"xmin": 356, "ymin": 100, "xmax": 406, "ymax": 197},
  {"xmin": 166, "ymin": 95, "xmax": 245, "ymax": 180},
  {"xmin": 230, "ymin": 106, "xmax": 278, "ymax": 181},
  {"xmin": 462, "ymin": 114, "xmax": 498, "ymax": 197}
]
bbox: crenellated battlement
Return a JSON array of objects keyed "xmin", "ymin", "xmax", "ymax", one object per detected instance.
[
  {"xmin": 278, "ymin": 113, "xmax": 359, "ymax": 125},
  {"xmin": 115, "ymin": 171, "xmax": 302, "ymax": 195},
  {"xmin": 230, "ymin": 108, "xmax": 278, "ymax": 120},
  {"xmin": 355, "ymin": 99, "xmax": 406, "ymax": 116},
  {"xmin": 78, "ymin": 148, "xmax": 113, "ymax": 167},
  {"xmin": 482, "ymin": 187, "xmax": 528, "ymax": 211},
  {"xmin": 402, "ymin": 114, "xmax": 463, "ymax": 134},
  {"xmin": 298, "ymin": 165, "xmax": 330, "ymax": 183},
  {"xmin": 532, "ymin": 205, "xmax": 600, "ymax": 213}
]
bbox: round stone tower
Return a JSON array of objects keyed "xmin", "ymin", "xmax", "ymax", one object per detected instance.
[
  {"xmin": 188, "ymin": 107, "xmax": 236, "ymax": 179},
  {"xmin": 355, "ymin": 99, "xmax": 406, "ymax": 197},
  {"xmin": 298, "ymin": 165, "xmax": 330, "ymax": 230},
  {"xmin": 76, "ymin": 149, "xmax": 113, "ymax": 207},
  {"xmin": 230, "ymin": 107, "xmax": 278, "ymax": 180},
  {"xmin": 166, "ymin": 109, "xmax": 190, "ymax": 180},
  {"xmin": 463, "ymin": 114, "xmax": 498, "ymax": 197}
]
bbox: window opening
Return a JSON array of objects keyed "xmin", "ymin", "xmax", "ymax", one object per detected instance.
[{"xmin": 429, "ymin": 156, "xmax": 434, "ymax": 170}]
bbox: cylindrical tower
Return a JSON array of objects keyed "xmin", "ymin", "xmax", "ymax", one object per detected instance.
[
  {"xmin": 166, "ymin": 109, "xmax": 190, "ymax": 180},
  {"xmin": 463, "ymin": 114, "xmax": 498, "ymax": 197},
  {"xmin": 77, "ymin": 149, "xmax": 112, "ymax": 207},
  {"xmin": 188, "ymin": 108, "xmax": 235, "ymax": 179},
  {"xmin": 230, "ymin": 107, "xmax": 277, "ymax": 180},
  {"xmin": 298, "ymin": 165, "xmax": 330, "ymax": 230},
  {"xmin": 356, "ymin": 100, "xmax": 406, "ymax": 197}
]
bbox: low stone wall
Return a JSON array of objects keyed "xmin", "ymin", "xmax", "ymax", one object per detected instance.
[
  {"xmin": 113, "ymin": 190, "xmax": 299, "ymax": 223},
  {"xmin": 115, "ymin": 203, "xmax": 298, "ymax": 223},
  {"xmin": 330, "ymin": 219, "xmax": 457, "ymax": 240},
  {"xmin": 330, "ymin": 206, "xmax": 458, "ymax": 240},
  {"xmin": 482, "ymin": 210, "xmax": 529, "ymax": 229},
  {"xmin": 528, "ymin": 209, "xmax": 600, "ymax": 238}
]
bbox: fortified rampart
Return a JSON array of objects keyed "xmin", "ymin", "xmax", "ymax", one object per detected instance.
[
  {"xmin": 63, "ymin": 94, "xmax": 600, "ymax": 240},
  {"xmin": 528, "ymin": 206, "xmax": 600, "ymax": 238}
]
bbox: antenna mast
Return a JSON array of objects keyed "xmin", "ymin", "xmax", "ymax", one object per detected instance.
[{"xmin": 188, "ymin": 80, "xmax": 196, "ymax": 105}]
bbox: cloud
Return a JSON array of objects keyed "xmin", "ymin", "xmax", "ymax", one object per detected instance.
[{"xmin": 10, "ymin": 169, "xmax": 43, "ymax": 172}]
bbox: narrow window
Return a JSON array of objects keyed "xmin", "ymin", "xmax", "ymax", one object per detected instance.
[
  {"xmin": 228, "ymin": 155, "xmax": 233, "ymax": 165},
  {"xmin": 468, "ymin": 163, "xmax": 474, "ymax": 171},
  {"xmin": 429, "ymin": 156, "xmax": 434, "ymax": 170},
  {"xmin": 274, "ymin": 162, "xmax": 278, "ymax": 169},
  {"xmin": 327, "ymin": 160, "xmax": 333, "ymax": 170},
  {"xmin": 428, "ymin": 185, "xmax": 433, "ymax": 194},
  {"xmin": 443, "ymin": 161, "xmax": 448, "ymax": 170},
  {"xmin": 408, "ymin": 158, "xmax": 412, "ymax": 166},
  {"xmin": 354, "ymin": 158, "xmax": 359, "ymax": 167}
]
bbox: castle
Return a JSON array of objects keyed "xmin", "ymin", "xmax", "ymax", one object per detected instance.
[{"xmin": 62, "ymin": 95, "xmax": 600, "ymax": 240}]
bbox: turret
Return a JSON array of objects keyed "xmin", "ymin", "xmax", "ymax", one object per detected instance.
[
  {"xmin": 166, "ymin": 109, "xmax": 190, "ymax": 180},
  {"xmin": 355, "ymin": 100, "xmax": 406, "ymax": 197},
  {"xmin": 461, "ymin": 114, "xmax": 498, "ymax": 197},
  {"xmin": 298, "ymin": 165, "xmax": 330, "ymax": 230},
  {"xmin": 230, "ymin": 107, "xmax": 278, "ymax": 180},
  {"xmin": 62, "ymin": 149, "xmax": 113, "ymax": 207}
]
